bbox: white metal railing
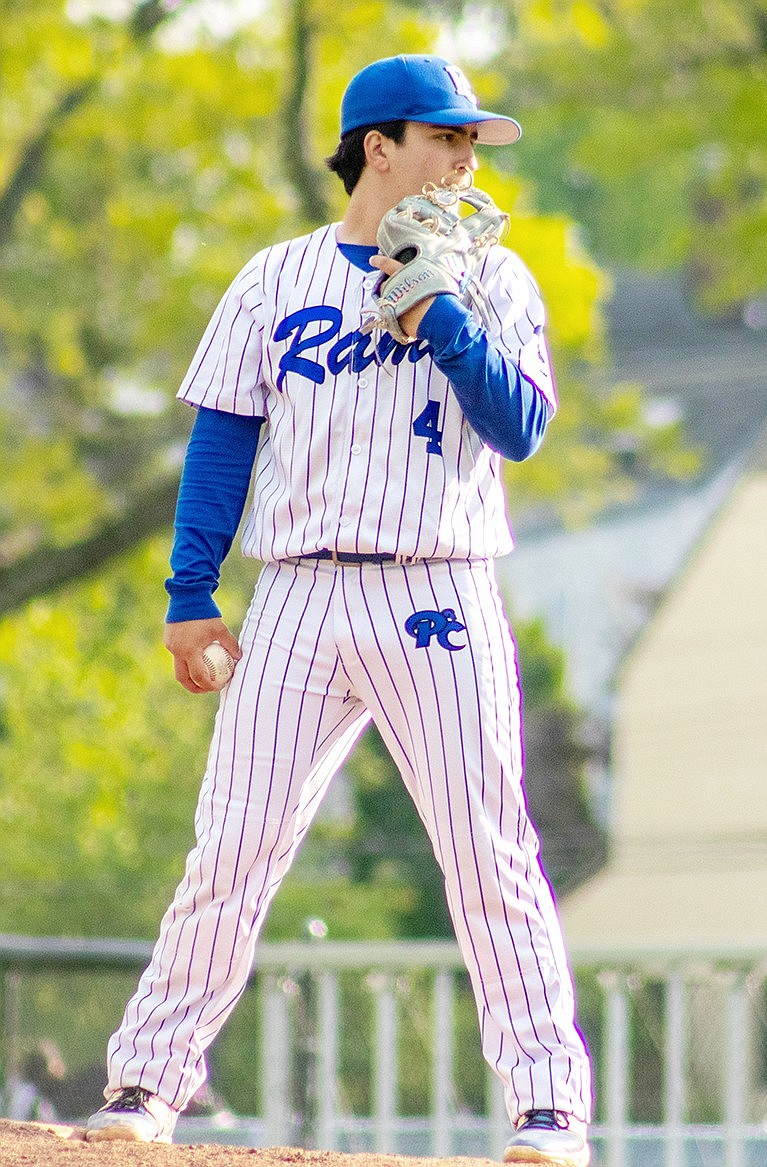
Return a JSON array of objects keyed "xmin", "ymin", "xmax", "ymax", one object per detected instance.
[
  {"xmin": 590, "ymin": 955, "xmax": 767, "ymax": 1167},
  {"xmin": 242, "ymin": 942, "xmax": 767, "ymax": 1165},
  {"xmin": 246, "ymin": 940, "xmax": 489, "ymax": 1155},
  {"xmin": 1, "ymin": 935, "xmax": 766, "ymax": 1165}
]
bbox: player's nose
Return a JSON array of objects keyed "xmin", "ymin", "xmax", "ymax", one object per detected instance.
[
  {"xmin": 455, "ymin": 154, "xmax": 478, "ymax": 185},
  {"xmin": 461, "ymin": 146, "xmax": 479, "ymax": 174}
]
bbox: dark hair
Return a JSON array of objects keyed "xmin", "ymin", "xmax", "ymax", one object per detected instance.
[{"xmin": 325, "ymin": 119, "xmax": 408, "ymax": 195}]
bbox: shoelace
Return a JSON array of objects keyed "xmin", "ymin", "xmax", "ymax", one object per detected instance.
[
  {"xmin": 109, "ymin": 1086, "xmax": 149, "ymax": 1111},
  {"xmin": 519, "ymin": 1109, "xmax": 568, "ymax": 1131}
]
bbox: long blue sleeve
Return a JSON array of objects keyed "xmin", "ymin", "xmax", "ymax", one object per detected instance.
[
  {"xmin": 417, "ymin": 295, "xmax": 552, "ymax": 461},
  {"xmin": 165, "ymin": 406, "xmax": 264, "ymax": 622}
]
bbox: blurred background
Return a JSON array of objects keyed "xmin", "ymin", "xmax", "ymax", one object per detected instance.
[{"xmin": 1, "ymin": 1, "xmax": 766, "ymax": 1161}]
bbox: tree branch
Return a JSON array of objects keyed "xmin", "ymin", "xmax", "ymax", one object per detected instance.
[
  {"xmin": 0, "ymin": 475, "xmax": 180, "ymax": 618},
  {"xmin": 128, "ymin": 0, "xmax": 188, "ymax": 40},
  {"xmin": 0, "ymin": 82, "xmax": 95, "ymax": 246},
  {"xmin": 0, "ymin": 0, "xmax": 194, "ymax": 246}
]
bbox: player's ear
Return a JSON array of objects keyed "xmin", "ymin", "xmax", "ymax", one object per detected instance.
[{"xmin": 363, "ymin": 130, "xmax": 391, "ymax": 174}]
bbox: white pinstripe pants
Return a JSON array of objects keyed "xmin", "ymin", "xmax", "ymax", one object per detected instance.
[{"xmin": 106, "ymin": 558, "xmax": 591, "ymax": 1124}]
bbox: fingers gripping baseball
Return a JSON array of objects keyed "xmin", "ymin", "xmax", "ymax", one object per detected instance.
[
  {"xmin": 363, "ymin": 178, "xmax": 509, "ymax": 344},
  {"xmin": 164, "ymin": 618, "xmax": 242, "ymax": 694}
]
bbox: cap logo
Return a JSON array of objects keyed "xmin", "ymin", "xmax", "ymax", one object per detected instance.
[{"xmin": 444, "ymin": 65, "xmax": 478, "ymax": 107}]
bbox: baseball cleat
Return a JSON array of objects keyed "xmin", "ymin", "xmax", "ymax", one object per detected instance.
[
  {"xmin": 503, "ymin": 1109, "xmax": 590, "ymax": 1166},
  {"xmin": 85, "ymin": 1085, "xmax": 177, "ymax": 1143}
]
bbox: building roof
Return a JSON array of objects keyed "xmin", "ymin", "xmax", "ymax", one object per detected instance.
[{"xmin": 603, "ymin": 269, "xmax": 767, "ymax": 505}]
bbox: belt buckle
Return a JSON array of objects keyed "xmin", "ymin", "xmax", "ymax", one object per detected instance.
[{"xmin": 330, "ymin": 549, "xmax": 342, "ymax": 566}]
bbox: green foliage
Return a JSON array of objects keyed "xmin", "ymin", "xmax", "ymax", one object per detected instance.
[
  {"xmin": 499, "ymin": 0, "xmax": 767, "ymax": 314},
  {"xmin": 0, "ymin": 0, "xmax": 699, "ymax": 595},
  {"xmin": 262, "ymin": 878, "xmax": 416, "ymax": 941},
  {"xmin": 0, "ymin": 538, "xmax": 214, "ymax": 936},
  {"xmin": 0, "ymin": 411, "xmax": 108, "ymax": 550},
  {"xmin": 341, "ymin": 726, "xmax": 455, "ymax": 939},
  {"xmin": 1, "ymin": 4, "xmax": 281, "ymax": 402},
  {"xmin": 0, "ymin": 0, "xmax": 638, "ymax": 961}
]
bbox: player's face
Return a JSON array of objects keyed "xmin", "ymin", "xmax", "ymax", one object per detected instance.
[{"xmin": 389, "ymin": 122, "xmax": 479, "ymax": 196}]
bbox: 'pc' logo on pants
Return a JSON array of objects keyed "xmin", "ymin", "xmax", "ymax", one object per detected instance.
[{"xmin": 404, "ymin": 608, "xmax": 467, "ymax": 651}]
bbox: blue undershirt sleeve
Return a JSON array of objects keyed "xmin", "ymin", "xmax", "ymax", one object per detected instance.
[
  {"xmin": 165, "ymin": 406, "xmax": 264, "ymax": 623},
  {"xmin": 417, "ymin": 295, "xmax": 552, "ymax": 462}
]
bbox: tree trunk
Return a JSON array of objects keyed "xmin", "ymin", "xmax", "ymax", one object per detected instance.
[{"xmin": 282, "ymin": 0, "xmax": 332, "ymax": 225}]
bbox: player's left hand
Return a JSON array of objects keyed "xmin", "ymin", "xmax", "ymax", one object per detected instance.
[{"xmin": 363, "ymin": 178, "xmax": 509, "ymax": 344}]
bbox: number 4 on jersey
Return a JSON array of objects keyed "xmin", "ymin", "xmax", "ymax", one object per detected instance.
[{"xmin": 413, "ymin": 399, "xmax": 443, "ymax": 455}]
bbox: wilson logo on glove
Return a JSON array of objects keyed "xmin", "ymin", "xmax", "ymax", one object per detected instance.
[{"xmin": 388, "ymin": 269, "xmax": 432, "ymax": 303}]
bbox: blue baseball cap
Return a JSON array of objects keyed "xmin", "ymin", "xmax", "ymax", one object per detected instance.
[{"xmin": 340, "ymin": 55, "xmax": 521, "ymax": 146}]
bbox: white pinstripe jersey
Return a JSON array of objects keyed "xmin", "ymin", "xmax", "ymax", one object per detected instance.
[{"xmin": 177, "ymin": 224, "xmax": 556, "ymax": 563}]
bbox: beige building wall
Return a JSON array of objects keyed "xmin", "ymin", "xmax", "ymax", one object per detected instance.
[{"xmin": 561, "ymin": 469, "xmax": 767, "ymax": 953}]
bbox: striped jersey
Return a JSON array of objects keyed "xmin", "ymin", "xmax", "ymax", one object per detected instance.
[{"xmin": 177, "ymin": 224, "xmax": 556, "ymax": 562}]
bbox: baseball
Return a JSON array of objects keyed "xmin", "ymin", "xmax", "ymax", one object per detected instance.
[{"xmin": 202, "ymin": 641, "xmax": 235, "ymax": 689}]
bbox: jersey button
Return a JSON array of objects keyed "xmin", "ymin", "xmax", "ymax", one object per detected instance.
[
  {"xmin": 339, "ymin": 516, "xmax": 351, "ymax": 527},
  {"xmin": 358, "ymin": 377, "xmax": 369, "ymax": 388},
  {"xmin": 351, "ymin": 443, "xmax": 361, "ymax": 455}
]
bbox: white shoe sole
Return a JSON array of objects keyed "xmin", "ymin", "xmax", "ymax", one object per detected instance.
[
  {"xmin": 504, "ymin": 1147, "xmax": 590, "ymax": 1167},
  {"xmin": 85, "ymin": 1119, "xmax": 172, "ymax": 1144}
]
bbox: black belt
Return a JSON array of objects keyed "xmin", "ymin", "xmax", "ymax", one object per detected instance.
[{"xmin": 303, "ymin": 549, "xmax": 411, "ymax": 565}]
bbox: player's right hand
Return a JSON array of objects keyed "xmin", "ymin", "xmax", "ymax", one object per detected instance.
[{"xmin": 163, "ymin": 618, "xmax": 242, "ymax": 694}]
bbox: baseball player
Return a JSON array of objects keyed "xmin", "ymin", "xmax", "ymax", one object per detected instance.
[{"xmin": 86, "ymin": 54, "xmax": 592, "ymax": 1166}]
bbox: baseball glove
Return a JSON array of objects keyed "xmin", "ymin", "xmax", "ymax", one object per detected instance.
[{"xmin": 362, "ymin": 175, "xmax": 509, "ymax": 345}]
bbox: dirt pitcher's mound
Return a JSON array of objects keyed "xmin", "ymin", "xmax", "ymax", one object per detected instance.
[{"xmin": 0, "ymin": 1120, "xmax": 500, "ymax": 1167}]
